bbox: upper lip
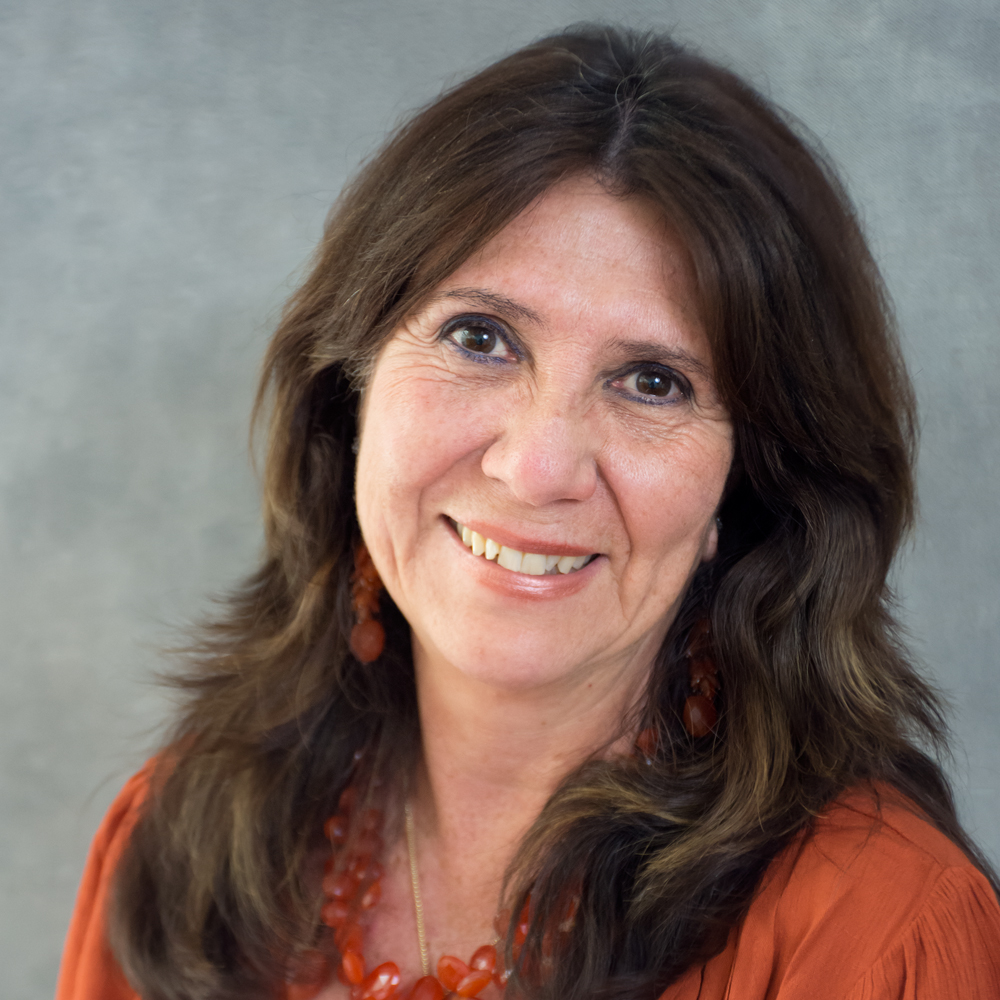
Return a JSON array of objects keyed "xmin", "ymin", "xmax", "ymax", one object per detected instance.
[{"xmin": 446, "ymin": 516, "xmax": 599, "ymax": 557}]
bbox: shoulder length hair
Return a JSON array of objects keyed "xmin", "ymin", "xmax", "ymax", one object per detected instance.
[{"xmin": 111, "ymin": 24, "xmax": 997, "ymax": 1000}]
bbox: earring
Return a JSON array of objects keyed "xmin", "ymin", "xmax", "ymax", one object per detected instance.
[
  {"xmin": 682, "ymin": 618, "xmax": 719, "ymax": 737},
  {"xmin": 349, "ymin": 543, "xmax": 385, "ymax": 663},
  {"xmin": 635, "ymin": 725, "xmax": 658, "ymax": 764}
]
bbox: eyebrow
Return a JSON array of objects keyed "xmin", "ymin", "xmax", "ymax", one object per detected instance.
[
  {"xmin": 440, "ymin": 287, "xmax": 544, "ymax": 326},
  {"xmin": 606, "ymin": 339, "xmax": 714, "ymax": 384}
]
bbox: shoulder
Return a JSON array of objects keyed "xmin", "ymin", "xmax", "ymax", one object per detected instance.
[
  {"xmin": 772, "ymin": 783, "xmax": 984, "ymax": 927},
  {"xmin": 715, "ymin": 784, "xmax": 1000, "ymax": 999},
  {"xmin": 55, "ymin": 761, "xmax": 157, "ymax": 1000}
]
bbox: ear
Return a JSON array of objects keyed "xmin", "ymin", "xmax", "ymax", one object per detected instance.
[{"xmin": 700, "ymin": 516, "xmax": 720, "ymax": 563}]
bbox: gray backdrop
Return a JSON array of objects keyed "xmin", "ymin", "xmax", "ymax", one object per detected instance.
[{"xmin": 2, "ymin": 1, "xmax": 997, "ymax": 997}]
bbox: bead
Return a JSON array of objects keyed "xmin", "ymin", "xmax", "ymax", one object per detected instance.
[
  {"xmin": 360, "ymin": 961, "xmax": 401, "ymax": 1000},
  {"xmin": 353, "ymin": 574, "xmax": 379, "ymax": 594},
  {"xmin": 324, "ymin": 814, "xmax": 349, "ymax": 844},
  {"xmin": 353, "ymin": 592, "xmax": 379, "ymax": 615},
  {"xmin": 511, "ymin": 898, "xmax": 531, "ymax": 960},
  {"xmin": 359, "ymin": 879, "xmax": 382, "ymax": 909},
  {"xmin": 354, "ymin": 544, "xmax": 376, "ymax": 576},
  {"xmin": 342, "ymin": 950, "xmax": 365, "ymax": 986},
  {"xmin": 455, "ymin": 969, "xmax": 493, "ymax": 997},
  {"xmin": 320, "ymin": 899, "xmax": 350, "ymax": 927},
  {"xmin": 326, "ymin": 873, "xmax": 359, "ymax": 901},
  {"xmin": 407, "ymin": 976, "xmax": 445, "ymax": 1000},
  {"xmin": 469, "ymin": 944, "xmax": 496, "ymax": 973},
  {"xmin": 436, "ymin": 955, "xmax": 470, "ymax": 992},
  {"xmin": 350, "ymin": 618, "xmax": 386, "ymax": 662},
  {"xmin": 683, "ymin": 694, "xmax": 717, "ymax": 737},
  {"xmin": 688, "ymin": 655, "xmax": 719, "ymax": 698},
  {"xmin": 344, "ymin": 853, "xmax": 382, "ymax": 882},
  {"xmin": 635, "ymin": 726, "xmax": 658, "ymax": 760},
  {"xmin": 347, "ymin": 853, "xmax": 373, "ymax": 879}
]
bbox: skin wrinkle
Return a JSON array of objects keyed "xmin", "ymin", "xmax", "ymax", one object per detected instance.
[{"xmin": 441, "ymin": 287, "xmax": 544, "ymax": 330}]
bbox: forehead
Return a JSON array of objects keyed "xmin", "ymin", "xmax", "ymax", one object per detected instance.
[{"xmin": 431, "ymin": 175, "xmax": 706, "ymax": 354}]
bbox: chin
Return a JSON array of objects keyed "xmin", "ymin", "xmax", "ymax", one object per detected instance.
[{"xmin": 421, "ymin": 625, "xmax": 602, "ymax": 692}]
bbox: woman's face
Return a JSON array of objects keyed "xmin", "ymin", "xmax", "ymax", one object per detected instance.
[{"xmin": 355, "ymin": 176, "xmax": 732, "ymax": 692}]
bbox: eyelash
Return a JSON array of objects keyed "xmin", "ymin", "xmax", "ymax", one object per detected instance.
[
  {"xmin": 609, "ymin": 366, "xmax": 691, "ymax": 406},
  {"xmin": 441, "ymin": 315, "xmax": 518, "ymax": 364},
  {"xmin": 440, "ymin": 314, "xmax": 692, "ymax": 406}
]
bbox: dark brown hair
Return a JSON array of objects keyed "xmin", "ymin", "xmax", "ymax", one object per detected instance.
[{"xmin": 111, "ymin": 24, "xmax": 997, "ymax": 1000}]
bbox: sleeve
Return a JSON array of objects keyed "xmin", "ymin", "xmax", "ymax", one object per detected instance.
[
  {"xmin": 845, "ymin": 865, "xmax": 1000, "ymax": 1000},
  {"xmin": 55, "ymin": 764, "xmax": 153, "ymax": 1000}
]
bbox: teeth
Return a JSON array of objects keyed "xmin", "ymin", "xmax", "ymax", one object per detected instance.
[
  {"xmin": 497, "ymin": 546, "xmax": 523, "ymax": 572},
  {"xmin": 452, "ymin": 521, "xmax": 593, "ymax": 576},
  {"xmin": 520, "ymin": 552, "xmax": 547, "ymax": 575}
]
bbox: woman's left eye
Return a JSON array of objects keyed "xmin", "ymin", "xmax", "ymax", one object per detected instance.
[
  {"xmin": 443, "ymin": 316, "xmax": 512, "ymax": 360},
  {"xmin": 615, "ymin": 366, "xmax": 688, "ymax": 403}
]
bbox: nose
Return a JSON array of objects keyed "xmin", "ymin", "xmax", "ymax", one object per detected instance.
[{"xmin": 480, "ymin": 392, "xmax": 598, "ymax": 506}]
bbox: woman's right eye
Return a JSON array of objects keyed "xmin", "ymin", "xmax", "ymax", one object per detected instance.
[{"xmin": 443, "ymin": 317, "xmax": 512, "ymax": 360}]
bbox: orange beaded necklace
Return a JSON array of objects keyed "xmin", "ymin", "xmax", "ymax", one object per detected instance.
[
  {"xmin": 283, "ymin": 617, "xmax": 715, "ymax": 999},
  {"xmin": 284, "ymin": 786, "xmax": 519, "ymax": 1000}
]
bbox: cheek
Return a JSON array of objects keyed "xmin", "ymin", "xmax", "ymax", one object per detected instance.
[
  {"xmin": 607, "ymin": 425, "xmax": 732, "ymax": 562},
  {"xmin": 355, "ymin": 358, "xmax": 502, "ymax": 524}
]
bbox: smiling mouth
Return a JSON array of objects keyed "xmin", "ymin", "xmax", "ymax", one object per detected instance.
[{"xmin": 449, "ymin": 519, "xmax": 598, "ymax": 576}]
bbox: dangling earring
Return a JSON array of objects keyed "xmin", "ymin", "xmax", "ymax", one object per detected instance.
[
  {"xmin": 635, "ymin": 725, "xmax": 658, "ymax": 764},
  {"xmin": 682, "ymin": 618, "xmax": 719, "ymax": 737},
  {"xmin": 349, "ymin": 543, "xmax": 385, "ymax": 663}
]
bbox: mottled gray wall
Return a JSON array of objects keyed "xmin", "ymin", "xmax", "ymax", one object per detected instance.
[{"xmin": 1, "ymin": 1, "xmax": 997, "ymax": 996}]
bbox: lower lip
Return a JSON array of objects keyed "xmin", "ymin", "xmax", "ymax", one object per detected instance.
[{"xmin": 444, "ymin": 520, "xmax": 602, "ymax": 600}]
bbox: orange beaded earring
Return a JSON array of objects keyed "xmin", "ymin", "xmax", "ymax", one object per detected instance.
[
  {"xmin": 349, "ymin": 543, "xmax": 385, "ymax": 663},
  {"xmin": 682, "ymin": 618, "xmax": 719, "ymax": 737}
]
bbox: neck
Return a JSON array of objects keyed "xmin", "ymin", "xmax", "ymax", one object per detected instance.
[
  {"xmin": 408, "ymin": 633, "xmax": 653, "ymax": 889},
  {"xmin": 387, "ymin": 633, "xmax": 659, "ymax": 964}
]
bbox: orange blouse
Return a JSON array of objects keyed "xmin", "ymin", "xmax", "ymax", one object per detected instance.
[{"xmin": 57, "ymin": 763, "xmax": 1000, "ymax": 1000}]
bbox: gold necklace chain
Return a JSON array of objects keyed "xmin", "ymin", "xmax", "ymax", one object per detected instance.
[
  {"xmin": 405, "ymin": 799, "xmax": 503, "ymax": 985},
  {"xmin": 404, "ymin": 801, "xmax": 431, "ymax": 977}
]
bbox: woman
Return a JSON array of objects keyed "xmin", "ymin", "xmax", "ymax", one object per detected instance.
[{"xmin": 57, "ymin": 24, "xmax": 1000, "ymax": 1000}]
